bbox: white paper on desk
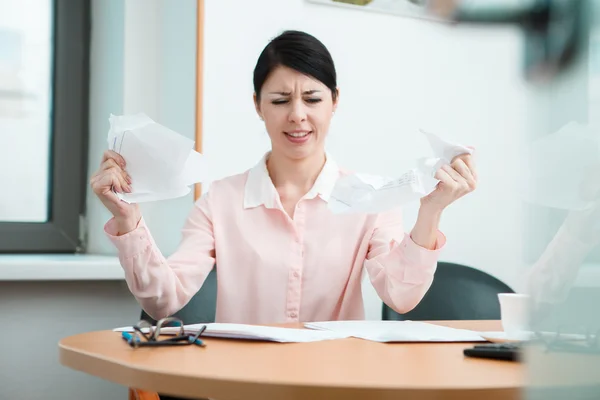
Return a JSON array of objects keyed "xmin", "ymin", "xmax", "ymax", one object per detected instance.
[
  {"xmin": 304, "ymin": 320, "xmax": 485, "ymax": 342},
  {"xmin": 107, "ymin": 113, "xmax": 210, "ymax": 204},
  {"xmin": 328, "ymin": 129, "xmax": 472, "ymax": 214},
  {"xmin": 114, "ymin": 323, "xmax": 350, "ymax": 343}
]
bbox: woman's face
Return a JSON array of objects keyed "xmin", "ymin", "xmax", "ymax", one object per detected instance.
[{"xmin": 255, "ymin": 66, "xmax": 338, "ymax": 161}]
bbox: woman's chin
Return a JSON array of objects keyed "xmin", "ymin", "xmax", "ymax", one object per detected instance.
[{"xmin": 282, "ymin": 144, "xmax": 318, "ymax": 160}]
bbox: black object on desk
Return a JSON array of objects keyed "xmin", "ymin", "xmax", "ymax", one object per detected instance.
[{"xmin": 463, "ymin": 343, "xmax": 522, "ymax": 361}]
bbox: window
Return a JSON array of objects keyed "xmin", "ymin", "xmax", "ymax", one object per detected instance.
[{"xmin": 0, "ymin": 0, "xmax": 90, "ymax": 252}]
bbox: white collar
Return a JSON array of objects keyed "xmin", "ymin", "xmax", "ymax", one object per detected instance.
[{"xmin": 243, "ymin": 152, "xmax": 340, "ymax": 209}]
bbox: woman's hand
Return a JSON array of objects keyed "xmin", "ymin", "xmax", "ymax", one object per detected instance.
[
  {"xmin": 420, "ymin": 152, "xmax": 478, "ymax": 212},
  {"xmin": 90, "ymin": 150, "xmax": 141, "ymax": 234}
]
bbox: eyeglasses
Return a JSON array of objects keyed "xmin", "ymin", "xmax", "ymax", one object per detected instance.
[{"xmin": 121, "ymin": 317, "xmax": 207, "ymax": 348}]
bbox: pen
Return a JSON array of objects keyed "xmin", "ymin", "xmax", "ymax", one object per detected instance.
[
  {"xmin": 121, "ymin": 331, "xmax": 139, "ymax": 344},
  {"xmin": 191, "ymin": 325, "xmax": 207, "ymax": 346}
]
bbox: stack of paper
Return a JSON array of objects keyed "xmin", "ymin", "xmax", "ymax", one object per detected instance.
[
  {"xmin": 114, "ymin": 323, "xmax": 350, "ymax": 343},
  {"xmin": 304, "ymin": 320, "xmax": 486, "ymax": 343}
]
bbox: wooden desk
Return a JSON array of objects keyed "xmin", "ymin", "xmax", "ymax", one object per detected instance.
[{"xmin": 59, "ymin": 320, "xmax": 523, "ymax": 400}]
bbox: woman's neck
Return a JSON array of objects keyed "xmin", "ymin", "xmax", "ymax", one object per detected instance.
[{"xmin": 267, "ymin": 151, "xmax": 326, "ymax": 193}]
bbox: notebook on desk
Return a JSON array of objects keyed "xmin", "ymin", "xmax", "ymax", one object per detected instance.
[
  {"xmin": 114, "ymin": 323, "xmax": 350, "ymax": 343},
  {"xmin": 114, "ymin": 320, "xmax": 486, "ymax": 343},
  {"xmin": 304, "ymin": 320, "xmax": 486, "ymax": 342}
]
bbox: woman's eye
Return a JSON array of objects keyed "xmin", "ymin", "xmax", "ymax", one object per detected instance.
[{"xmin": 271, "ymin": 98, "xmax": 321, "ymax": 105}]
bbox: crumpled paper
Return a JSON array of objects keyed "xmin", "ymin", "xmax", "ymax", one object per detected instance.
[
  {"xmin": 328, "ymin": 129, "xmax": 473, "ymax": 214},
  {"xmin": 107, "ymin": 113, "xmax": 209, "ymax": 203}
]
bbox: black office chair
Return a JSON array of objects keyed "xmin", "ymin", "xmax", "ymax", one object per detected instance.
[
  {"xmin": 135, "ymin": 268, "xmax": 217, "ymax": 400},
  {"xmin": 382, "ymin": 262, "xmax": 514, "ymax": 321},
  {"xmin": 139, "ymin": 268, "xmax": 218, "ymax": 325}
]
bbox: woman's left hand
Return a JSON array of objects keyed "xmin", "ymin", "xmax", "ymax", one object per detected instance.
[{"xmin": 420, "ymin": 152, "xmax": 478, "ymax": 212}]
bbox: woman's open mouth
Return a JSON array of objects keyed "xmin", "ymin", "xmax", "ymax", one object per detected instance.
[{"xmin": 284, "ymin": 130, "xmax": 312, "ymax": 144}]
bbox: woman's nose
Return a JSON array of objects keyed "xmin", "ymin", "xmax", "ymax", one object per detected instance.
[{"xmin": 288, "ymin": 100, "xmax": 307, "ymax": 123}]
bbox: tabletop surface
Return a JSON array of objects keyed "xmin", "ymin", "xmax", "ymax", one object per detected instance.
[{"xmin": 59, "ymin": 320, "xmax": 525, "ymax": 400}]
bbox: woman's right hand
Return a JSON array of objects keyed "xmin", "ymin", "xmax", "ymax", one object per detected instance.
[{"xmin": 90, "ymin": 150, "xmax": 141, "ymax": 234}]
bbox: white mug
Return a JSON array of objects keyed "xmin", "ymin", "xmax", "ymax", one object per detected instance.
[{"xmin": 498, "ymin": 293, "xmax": 531, "ymax": 338}]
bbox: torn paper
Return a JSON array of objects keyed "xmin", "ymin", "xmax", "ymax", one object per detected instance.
[
  {"xmin": 107, "ymin": 113, "xmax": 209, "ymax": 203},
  {"xmin": 328, "ymin": 129, "xmax": 472, "ymax": 214}
]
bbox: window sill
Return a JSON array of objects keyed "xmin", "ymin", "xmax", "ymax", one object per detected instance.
[
  {"xmin": 2, "ymin": 255, "xmax": 598, "ymax": 285},
  {"xmin": 0, "ymin": 254, "xmax": 124, "ymax": 281}
]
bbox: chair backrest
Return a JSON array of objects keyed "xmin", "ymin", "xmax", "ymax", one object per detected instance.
[
  {"xmin": 382, "ymin": 262, "xmax": 514, "ymax": 321},
  {"xmin": 140, "ymin": 267, "xmax": 217, "ymax": 325}
]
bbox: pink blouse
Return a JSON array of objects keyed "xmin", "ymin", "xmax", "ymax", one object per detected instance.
[{"xmin": 105, "ymin": 154, "xmax": 445, "ymax": 324}]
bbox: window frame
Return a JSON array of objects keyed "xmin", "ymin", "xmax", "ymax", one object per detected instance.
[{"xmin": 0, "ymin": 0, "xmax": 91, "ymax": 253}]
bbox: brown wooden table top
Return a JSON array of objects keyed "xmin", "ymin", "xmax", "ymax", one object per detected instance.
[{"xmin": 59, "ymin": 320, "xmax": 525, "ymax": 400}]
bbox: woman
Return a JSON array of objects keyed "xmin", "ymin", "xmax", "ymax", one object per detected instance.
[{"xmin": 90, "ymin": 30, "xmax": 477, "ymax": 324}]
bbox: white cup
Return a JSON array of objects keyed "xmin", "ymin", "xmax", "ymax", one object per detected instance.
[{"xmin": 498, "ymin": 293, "xmax": 531, "ymax": 338}]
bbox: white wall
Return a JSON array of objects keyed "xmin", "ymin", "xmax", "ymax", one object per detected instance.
[
  {"xmin": 0, "ymin": 281, "xmax": 140, "ymax": 400},
  {"xmin": 201, "ymin": 0, "xmax": 532, "ymax": 318}
]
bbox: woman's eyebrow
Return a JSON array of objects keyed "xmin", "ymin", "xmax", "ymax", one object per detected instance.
[{"xmin": 267, "ymin": 90, "xmax": 322, "ymax": 96}]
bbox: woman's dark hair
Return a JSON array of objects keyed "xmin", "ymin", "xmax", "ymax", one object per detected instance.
[{"xmin": 253, "ymin": 30, "xmax": 337, "ymax": 102}]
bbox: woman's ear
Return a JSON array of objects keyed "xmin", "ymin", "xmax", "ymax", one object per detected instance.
[
  {"xmin": 333, "ymin": 87, "xmax": 340, "ymax": 114},
  {"xmin": 253, "ymin": 92, "xmax": 263, "ymax": 120}
]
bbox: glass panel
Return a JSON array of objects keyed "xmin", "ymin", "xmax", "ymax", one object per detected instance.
[
  {"xmin": 524, "ymin": 1, "xmax": 600, "ymax": 398},
  {"xmin": 0, "ymin": 0, "xmax": 52, "ymax": 222}
]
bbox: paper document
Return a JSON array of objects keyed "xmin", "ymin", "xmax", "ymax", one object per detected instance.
[
  {"xmin": 107, "ymin": 113, "xmax": 210, "ymax": 203},
  {"xmin": 114, "ymin": 323, "xmax": 350, "ymax": 343},
  {"xmin": 304, "ymin": 320, "xmax": 485, "ymax": 342},
  {"xmin": 328, "ymin": 129, "xmax": 472, "ymax": 214}
]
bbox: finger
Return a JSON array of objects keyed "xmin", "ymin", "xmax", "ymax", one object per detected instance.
[
  {"xmin": 92, "ymin": 170, "xmax": 130, "ymax": 194},
  {"xmin": 101, "ymin": 161, "xmax": 132, "ymax": 184},
  {"xmin": 457, "ymin": 153, "xmax": 478, "ymax": 181},
  {"xmin": 102, "ymin": 150, "xmax": 126, "ymax": 167},
  {"xmin": 92, "ymin": 175, "xmax": 121, "ymax": 204},
  {"xmin": 101, "ymin": 150, "xmax": 126, "ymax": 168},
  {"xmin": 452, "ymin": 159, "xmax": 475, "ymax": 183},
  {"xmin": 101, "ymin": 158, "xmax": 120, "ymax": 171},
  {"xmin": 111, "ymin": 170, "xmax": 131, "ymax": 193},
  {"xmin": 434, "ymin": 167, "xmax": 456, "ymax": 186},
  {"xmin": 89, "ymin": 169, "xmax": 108, "ymax": 187},
  {"xmin": 453, "ymin": 159, "xmax": 477, "ymax": 191},
  {"xmin": 91, "ymin": 173, "xmax": 116, "ymax": 194},
  {"xmin": 441, "ymin": 164, "xmax": 464, "ymax": 183}
]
